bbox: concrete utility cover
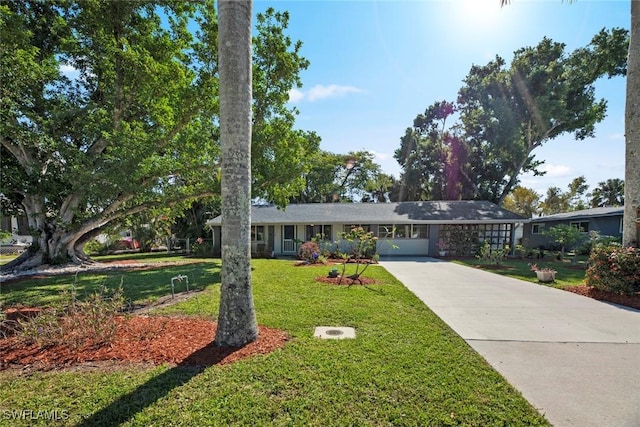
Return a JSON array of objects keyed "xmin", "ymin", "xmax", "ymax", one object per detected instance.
[{"xmin": 314, "ymin": 326, "xmax": 356, "ymax": 339}]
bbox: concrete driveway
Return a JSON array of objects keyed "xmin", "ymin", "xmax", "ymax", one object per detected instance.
[{"xmin": 380, "ymin": 257, "xmax": 640, "ymax": 427}]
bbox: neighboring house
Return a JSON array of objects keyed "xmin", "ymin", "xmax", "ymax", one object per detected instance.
[
  {"xmin": 207, "ymin": 201, "xmax": 526, "ymax": 257},
  {"xmin": 0, "ymin": 214, "xmax": 33, "ymax": 255},
  {"xmin": 522, "ymin": 206, "xmax": 624, "ymax": 249}
]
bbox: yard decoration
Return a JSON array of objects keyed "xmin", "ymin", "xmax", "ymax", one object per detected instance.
[{"xmin": 529, "ymin": 263, "xmax": 557, "ymax": 283}]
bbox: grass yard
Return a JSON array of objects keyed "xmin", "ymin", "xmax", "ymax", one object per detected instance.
[
  {"xmin": 0, "ymin": 257, "xmax": 549, "ymax": 426},
  {"xmin": 0, "ymin": 257, "xmax": 218, "ymax": 308},
  {"xmin": 452, "ymin": 256, "xmax": 588, "ymax": 289},
  {"xmin": 0, "ymin": 255, "xmax": 18, "ymax": 266}
]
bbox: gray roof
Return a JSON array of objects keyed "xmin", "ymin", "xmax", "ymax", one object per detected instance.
[
  {"xmin": 208, "ymin": 201, "xmax": 526, "ymax": 225},
  {"xmin": 530, "ymin": 206, "xmax": 624, "ymax": 223}
]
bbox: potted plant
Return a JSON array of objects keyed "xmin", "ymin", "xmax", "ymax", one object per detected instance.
[
  {"xmin": 437, "ymin": 239, "xmax": 448, "ymax": 257},
  {"xmin": 529, "ymin": 263, "xmax": 557, "ymax": 283}
]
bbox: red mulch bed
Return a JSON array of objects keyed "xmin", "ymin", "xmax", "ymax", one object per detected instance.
[
  {"xmin": 315, "ymin": 276, "xmax": 379, "ymax": 286},
  {"xmin": 0, "ymin": 316, "xmax": 288, "ymax": 372},
  {"xmin": 562, "ymin": 285, "xmax": 640, "ymax": 311}
]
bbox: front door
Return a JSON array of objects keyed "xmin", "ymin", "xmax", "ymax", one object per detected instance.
[{"xmin": 282, "ymin": 225, "xmax": 296, "ymax": 254}]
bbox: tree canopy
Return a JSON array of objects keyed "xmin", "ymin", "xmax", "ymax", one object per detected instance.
[
  {"xmin": 290, "ymin": 150, "xmax": 384, "ymax": 203},
  {"xmin": 590, "ymin": 178, "xmax": 625, "ymax": 207},
  {"xmin": 501, "ymin": 186, "xmax": 541, "ymax": 218},
  {"xmin": 394, "ymin": 28, "xmax": 628, "ymax": 204},
  {"xmin": 0, "ymin": 1, "xmax": 317, "ymax": 269}
]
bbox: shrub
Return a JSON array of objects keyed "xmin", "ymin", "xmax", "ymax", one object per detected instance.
[
  {"xmin": 310, "ymin": 233, "xmax": 333, "ymax": 258},
  {"xmin": 192, "ymin": 238, "xmax": 213, "ymax": 256},
  {"xmin": 83, "ymin": 239, "xmax": 109, "ymax": 256},
  {"xmin": 17, "ymin": 285, "xmax": 125, "ymax": 349},
  {"xmin": 476, "ymin": 240, "xmax": 509, "ymax": 265},
  {"xmin": 299, "ymin": 241, "xmax": 321, "ymax": 264},
  {"xmin": 585, "ymin": 245, "xmax": 640, "ymax": 295}
]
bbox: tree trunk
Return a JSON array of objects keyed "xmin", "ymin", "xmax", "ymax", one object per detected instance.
[
  {"xmin": 214, "ymin": 0, "xmax": 258, "ymax": 347},
  {"xmin": 623, "ymin": 0, "xmax": 640, "ymax": 247},
  {"xmin": 0, "ymin": 217, "xmax": 88, "ymax": 273}
]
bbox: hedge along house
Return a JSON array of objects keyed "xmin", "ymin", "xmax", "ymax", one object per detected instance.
[
  {"xmin": 206, "ymin": 201, "xmax": 526, "ymax": 258},
  {"xmin": 522, "ymin": 206, "xmax": 624, "ymax": 250}
]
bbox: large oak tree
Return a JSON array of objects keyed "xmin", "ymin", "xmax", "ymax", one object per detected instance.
[
  {"xmin": 499, "ymin": 1, "xmax": 638, "ymax": 245},
  {"xmin": 0, "ymin": 1, "xmax": 316, "ymax": 271},
  {"xmin": 394, "ymin": 29, "xmax": 628, "ymax": 204}
]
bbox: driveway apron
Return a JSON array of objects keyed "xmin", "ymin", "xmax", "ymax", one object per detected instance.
[{"xmin": 380, "ymin": 257, "xmax": 640, "ymax": 427}]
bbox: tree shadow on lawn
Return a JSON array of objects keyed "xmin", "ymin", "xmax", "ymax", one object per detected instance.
[
  {"xmin": 76, "ymin": 342, "xmax": 238, "ymax": 427},
  {"xmin": 0, "ymin": 262, "xmax": 220, "ymax": 308}
]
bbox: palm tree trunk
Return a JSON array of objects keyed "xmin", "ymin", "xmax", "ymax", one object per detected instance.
[
  {"xmin": 623, "ymin": 0, "xmax": 640, "ymax": 247},
  {"xmin": 214, "ymin": 0, "xmax": 258, "ymax": 347}
]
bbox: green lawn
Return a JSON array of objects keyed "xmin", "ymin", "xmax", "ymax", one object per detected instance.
[
  {"xmin": 452, "ymin": 255, "xmax": 588, "ymax": 289},
  {"xmin": 0, "ymin": 254, "xmax": 18, "ymax": 266},
  {"xmin": 0, "ymin": 256, "xmax": 218, "ymax": 308},
  {"xmin": 0, "ymin": 257, "xmax": 549, "ymax": 426}
]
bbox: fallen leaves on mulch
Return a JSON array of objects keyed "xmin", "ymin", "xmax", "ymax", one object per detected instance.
[
  {"xmin": 0, "ymin": 316, "xmax": 288, "ymax": 372},
  {"xmin": 562, "ymin": 285, "xmax": 640, "ymax": 311}
]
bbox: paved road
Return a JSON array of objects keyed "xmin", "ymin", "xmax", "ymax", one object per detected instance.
[{"xmin": 380, "ymin": 257, "xmax": 640, "ymax": 427}]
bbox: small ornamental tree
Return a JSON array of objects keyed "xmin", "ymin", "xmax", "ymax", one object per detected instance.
[
  {"xmin": 336, "ymin": 227, "xmax": 379, "ymax": 284},
  {"xmin": 585, "ymin": 245, "xmax": 640, "ymax": 295},
  {"xmin": 543, "ymin": 224, "xmax": 585, "ymax": 262}
]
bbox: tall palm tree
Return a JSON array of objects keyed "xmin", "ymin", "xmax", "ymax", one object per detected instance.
[
  {"xmin": 623, "ymin": 1, "xmax": 639, "ymax": 246},
  {"xmin": 590, "ymin": 178, "xmax": 625, "ymax": 207},
  {"xmin": 501, "ymin": 0, "xmax": 638, "ymax": 246},
  {"xmin": 215, "ymin": 0, "xmax": 258, "ymax": 347}
]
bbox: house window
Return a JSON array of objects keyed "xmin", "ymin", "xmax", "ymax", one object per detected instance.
[
  {"xmin": 570, "ymin": 221, "xmax": 589, "ymax": 232},
  {"xmin": 343, "ymin": 224, "xmax": 371, "ymax": 234},
  {"xmin": 305, "ymin": 225, "xmax": 332, "ymax": 241},
  {"xmin": 394, "ymin": 225, "xmax": 410, "ymax": 238},
  {"xmin": 251, "ymin": 225, "xmax": 265, "ymax": 242},
  {"xmin": 378, "ymin": 224, "xmax": 428, "ymax": 239},
  {"xmin": 532, "ymin": 224, "xmax": 544, "ymax": 234},
  {"xmin": 378, "ymin": 225, "xmax": 394, "ymax": 238},
  {"xmin": 411, "ymin": 224, "xmax": 429, "ymax": 239}
]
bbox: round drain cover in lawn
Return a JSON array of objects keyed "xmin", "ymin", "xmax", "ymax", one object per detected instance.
[{"xmin": 314, "ymin": 326, "xmax": 356, "ymax": 339}]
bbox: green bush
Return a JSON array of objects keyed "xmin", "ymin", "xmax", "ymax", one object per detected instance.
[
  {"xmin": 476, "ymin": 240, "xmax": 508, "ymax": 265},
  {"xmin": 83, "ymin": 239, "xmax": 109, "ymax": 256},
  {"xmin": 585, "ymin": 245, "xmax": 640, "ymax": 295},
  {"xmin": 192, "ymin": 239, "xmax": 213, "ymax": 256}
]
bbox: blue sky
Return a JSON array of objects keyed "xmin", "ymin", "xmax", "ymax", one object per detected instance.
[{"xmin": 255, "ymin": 0, "xmax": 629, "ymax": 198}]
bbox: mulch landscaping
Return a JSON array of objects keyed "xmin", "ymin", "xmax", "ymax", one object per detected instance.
[
  {"xmin": 561, "ymin": 285, "xmax": 640, "ymax": 311},
  {"xmin": 315, "ymin": 275, "xmax": 380, "ymax": 286},
  {"xmin": 1, "ymin": 316, "xmax": 288, "ymax": 372}
]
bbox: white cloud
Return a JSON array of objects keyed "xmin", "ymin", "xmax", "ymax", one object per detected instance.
[
  {"xmin": 288, "ymin": 88, "xmax": 304, "ymax": 103},
  {"xmin": 371, "ymin": 150, "xmax": 392, "ymax": 162},
  {"xmin": 307, "ymin": 84, "xmax": 364, "ymax": 101},
  {"xmin": 541, "ymin": 164, "xmax": 572, "ymax": 177},
  {"xmin": 59, "ymin": 64, "xmax": 79, "ymax": 75},
  {"xmin": 288, "ymin": 84, "xmax": 365, "ymax": 103}
]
